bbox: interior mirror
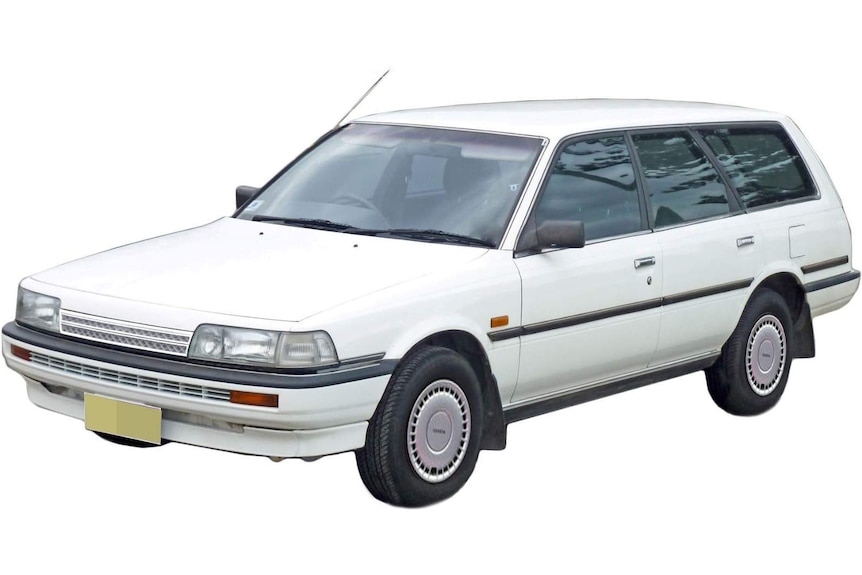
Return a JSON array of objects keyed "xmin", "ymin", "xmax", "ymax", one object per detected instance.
[
  {"xmin": 236, "ymin": 185, "xmax": 260, "ymax": 209},
  {"xmin": 536, "ymin": 220, "xmax": 586, "ymax": 250}
]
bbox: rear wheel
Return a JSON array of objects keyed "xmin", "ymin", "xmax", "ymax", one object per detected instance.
[
  {"xmin": 706, "ymin": 289, "xmax": 793, "ymax": 415},
  {"xmin": 356, "ymin": 346, "xmax": 483, "ymax": 507}
]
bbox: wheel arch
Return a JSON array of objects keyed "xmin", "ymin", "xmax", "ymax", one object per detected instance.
[
  {"xmin": 751, "ymin": 271, "xmax": 815, "ymax": 359},
  {"xmin": 396, "ymin": 330, "xmax": 507, "ymax": 451}
]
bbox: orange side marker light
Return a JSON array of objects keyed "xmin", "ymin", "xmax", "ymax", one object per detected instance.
[
  {"xmin": 11, "ymin": 345, "xmax": 31, "ymax": 361},
  {"xmin": 230, "ymin": 390, "xmax": 279, "ymax": 408}
]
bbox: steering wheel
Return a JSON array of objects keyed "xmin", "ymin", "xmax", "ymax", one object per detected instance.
[{"xmin": 332, "ymin": 193, "xmax": 388, "ymax": 223}]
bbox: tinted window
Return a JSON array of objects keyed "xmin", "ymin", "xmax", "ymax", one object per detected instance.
[
  {"xmin": 632, "ymin": 131, "xmax": 730, "ymax": 227},
  {"xmin": 699, "ymin": 125, "xmax": 817, "ymax": 208},
  {"xmin": 535, "ymin": 135, "xmax": 641, "ymax": 241}
]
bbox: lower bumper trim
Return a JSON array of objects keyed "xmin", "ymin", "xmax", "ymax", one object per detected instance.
[
  {"xmin": 25, "ymin": 378, "xmax": 368, "ymax": 458},
  {"xmin": 804, "ymin": 270, "xmax": 860, "ymax": 293}
]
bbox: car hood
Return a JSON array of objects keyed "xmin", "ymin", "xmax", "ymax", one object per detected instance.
[{"xmin": 32, "ymin": 217, "xmax": 488, "ymax": 322}]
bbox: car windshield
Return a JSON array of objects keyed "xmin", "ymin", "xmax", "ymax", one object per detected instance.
[{"xmin": 235, "ymin": 123, "xmax": 544, "ymax": 247}]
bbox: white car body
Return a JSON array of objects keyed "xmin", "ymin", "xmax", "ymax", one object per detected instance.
[{"xmin": 3, "ymin": 99, "xmax": 858, "ymax": 500}]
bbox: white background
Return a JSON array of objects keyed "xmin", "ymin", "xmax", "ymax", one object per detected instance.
[{"xmin": 1, "ymin": 1, "xmax": 860, "ymax": 573}]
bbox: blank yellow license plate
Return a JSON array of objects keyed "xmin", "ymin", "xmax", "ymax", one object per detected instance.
[{"xmin": 84, "ymin": 394, "xmax": 162, "ymax": 445}]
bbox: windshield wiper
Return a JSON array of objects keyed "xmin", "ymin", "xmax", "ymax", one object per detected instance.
[
  {"xmin": 348, "ymin": 228, "xmax": 495, "ymax": 248},
  {"xmin": 251, "ymin": 217, "xmax": 494, "ymax": 247},
  {"xmin": 252, "ymin": 215, "xmax": 356, "ymax": 231}
]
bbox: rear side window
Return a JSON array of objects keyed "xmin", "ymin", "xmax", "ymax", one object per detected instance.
[
  {"xmin": 698, "ymin": 125, "xmax": 817, "ymax": 208},
  {"xmin": 535, "ymin": 135, "xmax": 642, "ymax": 241},
  {"xmin": 631, "ymin": 131, "xmax": 730, "ymax": 227}
]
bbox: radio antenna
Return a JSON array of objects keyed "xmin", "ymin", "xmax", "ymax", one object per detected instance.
[{"xmin": 333, "ymin": 69, "xmax": 390, "ymax": 129}]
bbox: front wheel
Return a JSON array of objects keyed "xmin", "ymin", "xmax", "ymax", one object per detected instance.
[
  {"xmin": 355, "ymin": 346, "xmax": 483, "ymax": 507},
  {"xmin": 706, "ymin": 288, "xmax": 794, "ymax": 415}
]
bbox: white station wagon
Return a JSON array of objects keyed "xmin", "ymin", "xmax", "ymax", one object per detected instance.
[{"xmin": 3, "ymin": 99, "xmax": 858, "ymax": 506}]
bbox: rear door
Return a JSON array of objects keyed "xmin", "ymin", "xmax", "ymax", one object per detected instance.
[
  {"xmin": 628, "ymin": 129, "xmax": 760, "ymax": 366},
  {"xmin": 511, "ymin": 133, "xmax": 662, "ymax": 403}
]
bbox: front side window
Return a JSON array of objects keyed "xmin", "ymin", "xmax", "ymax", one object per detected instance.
[
  {"xmin": 631, "ymin": 131, "xmax": 731, "ymax": 227},
  {"xmin": 534, "ymin": 135, "xmax": 642, "ymax": 242},
  {"xmin": 698, "ymin": 125, "xmax": 817, "ymax": 208},
  {"xmin": 236, "ymin": 124, "xmax": 543, "ymax": 247}
]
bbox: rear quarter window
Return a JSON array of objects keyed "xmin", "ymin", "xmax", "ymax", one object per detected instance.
[{"xmin": 698, "ymin": 125, "xmax": 817, "ymax": 208}]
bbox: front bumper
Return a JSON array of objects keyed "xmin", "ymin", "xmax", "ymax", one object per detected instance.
[{"xmin": 2, "ymin": 323, "xmax": 392, "ymax": 458}]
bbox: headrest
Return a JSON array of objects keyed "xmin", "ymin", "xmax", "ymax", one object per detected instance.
[{"xmin": 443, "ymin": 157, "xmax": 500, "ymax": 198}]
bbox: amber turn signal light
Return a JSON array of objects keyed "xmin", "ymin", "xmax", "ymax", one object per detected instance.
[
  {"xmin": 10, "ymin": 345, "xmax": 31, "ymax": 361},
  {"xmin": 490, "ymin": 315, "xmax": 509, "ymax": 328},
  {"xmin": 229, "ymin": 390, "xmax": 279, "ymax": 408}
]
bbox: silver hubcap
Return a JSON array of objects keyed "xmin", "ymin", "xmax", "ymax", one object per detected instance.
[
  {"xmin": 746, "ymin": 314, "xmax": 786, "ymax": 396},
  {"xmin": 408, "ymin": 379, "xmax": 471, "ymax": 484}
]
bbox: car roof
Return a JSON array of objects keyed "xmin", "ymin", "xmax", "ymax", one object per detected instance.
[{"xmin": 355, "ymin": 99, "xmax": 787, "ymax": 140}]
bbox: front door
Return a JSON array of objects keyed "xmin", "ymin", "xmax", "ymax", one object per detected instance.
[
  {"xmin": 513, "ymin": 234, "xmax": 663, "ymax": 403},
  {"xmin": 511, "ymin": 133, "xmax": 662, "ymax": 403}
]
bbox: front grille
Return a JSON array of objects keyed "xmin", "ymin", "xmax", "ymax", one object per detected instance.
[
  {"xmin": 29, "ymin": 351, "xmax": 231, "ymax": 403},
  {"xmin": 59, "ymin": 310, "xmax": 192, "ymax": 356}
]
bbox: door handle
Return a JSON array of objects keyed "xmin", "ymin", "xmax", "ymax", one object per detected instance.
[
  {"xmin": 634, "ymin": 256, "xmax": 656, "ymax": 269},
  {"xmin": 737, "ymin": 236, "xmax": 755, "ymax": 248}
]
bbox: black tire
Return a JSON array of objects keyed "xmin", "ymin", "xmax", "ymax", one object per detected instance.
[
  {"xmin": 355, "ymin": 346, "xmax": 484, "ymax": 507},
  {"xmin": 93, "ymin": 431, "xmax": 168, "ymax": 448},
  {"xmin": 706, "ymin": 288, "xmax": 794, "ymax": 415}
]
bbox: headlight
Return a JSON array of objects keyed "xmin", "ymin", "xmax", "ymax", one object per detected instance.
[
  {"xmin": 16, "ymin": 287, "xmax": 61, "ymax": 332},
  {"xmin": 189, "ymin": 325, "xmax": 338, "ymax": 368}
]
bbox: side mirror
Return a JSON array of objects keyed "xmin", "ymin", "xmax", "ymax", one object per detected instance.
[
  {"xmin": 236, "ymin": 185, "xmax": 260, "ymax": 209},
  {"xmin": 536, "ymin": 220, "xmax": 586, "ymax": 250}
]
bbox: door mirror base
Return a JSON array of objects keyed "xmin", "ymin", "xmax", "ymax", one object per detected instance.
[{"xmin": 236, "ymin": 185, "xmax": 260, "ymax": 209}]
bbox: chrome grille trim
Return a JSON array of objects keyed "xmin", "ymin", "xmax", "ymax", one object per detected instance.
[
  {"xmin": 61, "ymin": 314, "xmax": 189, "ymax": 342},
  {"xmin": 61, "ymin": 325, "xmax": 188, "ymax": 354},
  {"xmin": 59, "ymin": 310, "xmax": 192, "ymax": 356},
  {"xmin": 29, "ymin": 351, "xmax": 231, "ymax": 402}
]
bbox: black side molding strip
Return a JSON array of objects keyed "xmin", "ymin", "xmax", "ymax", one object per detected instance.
[
  {"xmin": 660, "ymin": 278, "xmax": 753, "ymax": 307},
  {"xmin": 504, "ymin": 354, "xmax": 719, "ymax": 424},
  {"xmin": 804, "ymin": 270, "xmax": 860, "ymax": 293},
  {"xmin": 2, "ymin": 322, "xmax": 397, "ymax": 389},
  {"xmin": 523, "ymin": 298, "xmax": 662, "ymax": 336},
  {"xmin": 487, "ymin": 327, "xmax": 523, "ymax": 342},
  {"xmin": 801, "ymin": 256, "xmax": 849, "ymax": 274},
  {"xmin": 488, "ymin": 299, "xmax": 662, "ymax": 342},
  {"xmin": 489, "ymin": 278, "xmax": 753, "ymax": 342}
]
